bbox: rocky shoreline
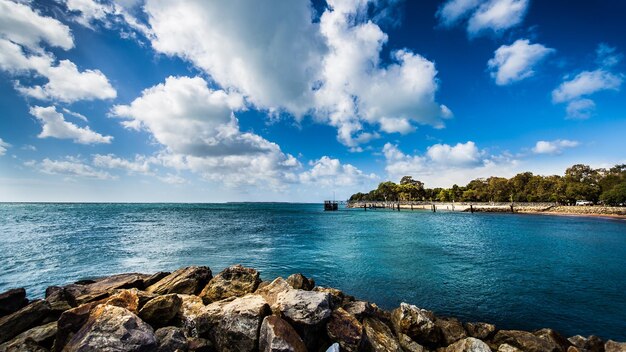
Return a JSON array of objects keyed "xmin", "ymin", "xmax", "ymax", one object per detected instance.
[{"xmin": 0, "ymin": 265, "xmax": 624, "ymax": 352}]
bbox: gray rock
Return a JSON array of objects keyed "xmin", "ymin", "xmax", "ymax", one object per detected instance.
[
  {"xmin": 0, "ymin": 289, "xmax": 28, "ymax": 317},
  {"xmin": 199, "ymin": 265, "xmax": 261, "ymax": 304},
  {"xmin": 0, "ymin": 300, "xmax": 51, "ymax": 344},
  {"xmin": 606, "ymin": 340, "xmax": 626, "ymax": 352},
  {"xmin": 139, "ymin": 294, "xmax": 182, "ymax": 328},
  {"xmin": 255, "ymin": 277, "xmax": 292, "ymax": 310},
  {"xmin": 63, "ymin": 304, "xmax": 157, "ymax": 352},
  {"xmin": 391, "ymin": 303, "xmax": 439, "ymax": 346},
  {"xmin": 0, "ymin": 322, "xmax": 57, "ymax": 351},
  {"xmin": 343, "ymin": 301, "xmax": 377, "ymax": 321},
  {"xmin": 286, "ymin": 274, "xmax": 315, "ymax": 291},
  {"xmin": 362, "ymin": 317, "xmax": 403, "ymax": 352},
  {"xmin": 445, "ymin": 337, "xmax": 491, "ymax": 352},
  {"xmin": 146, "ymin": 266, "xmax": 212, "ymax": 295},
  {"xmin": 259, "ymin": 315, "xmax": 306, "ymax": 352},
  {"xmin": 276, "ymin": 289, "xmax": 332, "ymax": 327},
  {"xmin": 156, "ymin": 326, "xmax": 188, "ymax": 352}
]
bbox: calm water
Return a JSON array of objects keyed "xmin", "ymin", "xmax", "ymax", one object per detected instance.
[{"xmin": 1, "ymin": 203, "xmax": 625, "ymax": 339}]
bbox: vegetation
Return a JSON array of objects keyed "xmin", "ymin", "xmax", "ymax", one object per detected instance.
[{"xmin": 349, "ymin": 164, "xmax": 626, "ymax": 206}]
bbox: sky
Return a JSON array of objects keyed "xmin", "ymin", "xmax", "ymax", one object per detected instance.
[{"xmin": 0, "ymin": 0, "xmax": 625, "ymax": 202}]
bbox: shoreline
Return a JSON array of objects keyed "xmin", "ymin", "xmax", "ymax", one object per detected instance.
[{"xmin": 1, "ymin": 265, "xmax": 625, "ymax": 351}]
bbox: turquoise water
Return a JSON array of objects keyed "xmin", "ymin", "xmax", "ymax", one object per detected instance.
[{"xmin": 0, "ymin": 203, "xmax": 625, "ymax": 340}]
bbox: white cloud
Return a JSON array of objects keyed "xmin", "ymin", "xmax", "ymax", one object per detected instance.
[
  {"xmin": 0, "ymin": 138, "xmax": 10, "ymax": 156},
  {"xmin": 158, "ymin": 173, "xmax": 187, "ymax": 185},
  {"xmin": 565, "ymin": 99, "xmax": 595, "ymax": 120},
  {"xmin": 26, "ymin": 157, "xmax": 114, "ymax": 179},
  {"xmin": 29, "ymin": 106, "xmax": 113, "ymax": 144},
  {"xmin": 143, "ymin": 0, "xmax": 450, "ymax": 147},
  {"xmin": 437, "ymin": 0, "xmax": 529, "ymax": 37},
  {"xmin": 92, "ymin": 154, "xmax": 152, "ymax": 174},
  {"xmin": 488, "ymin": 39, "xmax": 554, "ymax": 85},
  {"xmin": 383, "ymin": 142, "xmax": 519, "ymax": 187},
  {"xmin": 532, "ymin": 139, "xmax": 579, "ymax": 155},
  {"xmin": 65, "ymin": 0, "xmax": 111, "ymax": 27},
  {"xmin": 111, "ymin": 76, "xmax": 301, "ymax": 188},
  {"xmin": 0, "ymin": 0, "xmax": 73, "ymax": 51},
  {"xmin": 299, "ymin": 156, "xmax": 376, "ymax": 187}
]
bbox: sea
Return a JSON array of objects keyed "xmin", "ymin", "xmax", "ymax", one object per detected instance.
[{"xmin": 1, "ymin": 203, "xmax": 625, "ymax": 340}]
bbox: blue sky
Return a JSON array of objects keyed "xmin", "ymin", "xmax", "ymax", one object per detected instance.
[{"xmin": 0, "ymin": 0, "xmax": 625, "ymax": 202}]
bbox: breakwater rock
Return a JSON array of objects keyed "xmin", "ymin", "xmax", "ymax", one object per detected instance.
[{"xmin": 1, "ymin": 265, "xmax": 624, "ymax": 352}]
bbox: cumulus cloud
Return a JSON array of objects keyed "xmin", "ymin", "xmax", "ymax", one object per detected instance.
[
  {"xmin": 25, "ymin": 157, "xmax": 114, "ymax": 179},
  {"xmin": 111, "ymin": 76, "xmax": 301, "ymax": 188},
  {"xmin": 552, "ymin": 44, "xmax": 623, "ymax": 119},
  {"xmin": 92, "ymin": 154, "xmax": 152, "ymax": 174},
  {"xmin": 29, "ymin": 106, "xmax": 113, "ymax": 144},
  {"xmin": 0, "ymin": 138, "xmax": 10, "ymax": 156},
  {"xmin": 65, "ymin": 0, "xmax": 111, "ymax": 27},
  {"xmin": 488, "ymin": 39, "xmax": 554, "ymax": 85},
  {"xmin": 142, "ymin": 0, "xmax": 450, "ymax": 147},
  {"xmin": 437, "ymin": 0, "xmax": 529, "ymax": 36},
  {"xmin": 383, "ymin": 142, "xmax": 519, "ymax": 187},
  {"xmin": 299, "ymin": 156, "xmax": 377, "ymax": 187},
  {"xmin": 532, "ymin": 140, "xmax": 579, "ymax": 155}
]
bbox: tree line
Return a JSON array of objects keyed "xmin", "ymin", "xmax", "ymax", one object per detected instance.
[{"xmin": 348, "ymin": 164, "xmax": 626, "ymax": 206}]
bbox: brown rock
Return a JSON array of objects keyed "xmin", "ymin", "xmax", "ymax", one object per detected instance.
[
  {"xmin": 435, "ymin": 317, "xmax": 467, "ymax": 345},
  {"xmin": 534, "ymin": 328, "xmax": 571, "ymax": 352},
  {"xmin": 312, "ymin": 286, "xmax": 351, "ymax": 309},
  {"xmin": 0, "ymin": 337, "xmax": 48, "ymax": 352},
  {"xmin": 66, "ymin": 273, "xmax": 152, "ymax": 306},
  {"xmin": 0, "ymin": 300, "xmax": 51, "ymax": 343},
  {"xmin": 398, "ymin": 333, "xmax": 426, "ymax": 352},
  {"xmin": 187, "ymin": 337, "xmax": 213, "ymax": 352},
  {"xmin": 146, "ymin": 266, "xmax": 212, "ymax": 295},
  {"xmin": 492, "ymin": 330, "xmax": 562, "ymax": 352},
  {"xmin": 326, "ymin": 307, "xmax": 363, "ymax": 352},
  {"xmin": 54, "ymin": 301, "xmax": 99, "ymax": 351},
  {"xmin": 0, "ymin": 322, "xmax": 57, "ymax": 351},
  {"xmin": 259, "ymin": 315, "xmax": 307, "ymax": 352},
  {"xmin": 390, "ymin": 303, "xmax": 439, "ymax": 346},
  {"xmin": 463, "ymin": 322, "xmax": 496, "ymax": 340},
  {"xmin": 362, "ymin": 317, "xmax": 403, "ymax": 352},
  {"xmin": 44, "ymin": 286, "xmax": 74, "ymax": 316},
  {"xmin": 445, "ymin": 337, "xmax": 491, "ymax": 352},
  {"xmin": 139, "ymin": 294, "xmax": 183, "ymax": 328},
  {"xmin": 199, "ymin": 265, "xmax": 260, "ymax": 304},
  {"xmin": 104, "ymin": 289, "xmax": 140, "ymax": 314},
  {"xmin": 606, "ymin": 340, "xmax": 626, "ymax": 352},
  {"xmin": 0, "ymin": 289, "xmax": 28, "ymax": 317},
  {"xmin": 498, "ymin": 344, "xmax": 524, "ymax": 352},
  {"xmin": 286, "ymin": 273, "xmax": 315, "ymax": 291},
  {"xmin": 343, "ymin": 301, "xmax": 377, "ymax": 321},
  {"xmin": 568, "ymin": 335, "xmax": 604, "ymax": 352},
  {"xmin": 255, "ymin": 277, "xmax": 292, "ymax": 310},
  {"xmin": 155, "ymin": 326, "xmax": 188, "ymax": 352},
  {"xmin": 63, "ymin": 304, "xmax": 157, "ymax": 351},
  {"xmin": 143, "ymin": 272, "xmax": 171, "ymax": 288}
]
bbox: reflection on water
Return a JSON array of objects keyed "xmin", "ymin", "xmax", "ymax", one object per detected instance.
[{"xmin": 1, "ymin": 203, "xmax": 625, "ymax": 339}]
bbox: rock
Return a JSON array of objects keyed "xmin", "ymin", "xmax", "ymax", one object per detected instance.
[
  {"xmin": 276, "ymin": 289, "xmax": 332, "ymax": 327},
  {"xmin": 156, "ymin": 326, "xmax": 188, "ymax": 352},
  {"xmin": 176, "ymin": 294, "xmax": 206, "ymax": 330},
  {"xmin": 606, "ymin": 340, "xmax": 626, "ymax": 352},
  {"xmin": 464, "ymin": 322, "xmax": 496, "ymax": 340},
  {"xmin": 398, "ymin": 333, "xmax": 426, "ymax": 352},
  {"xmin": 202, "ymin": 294, "xmax": 270, "ymax": 352},
  {"xmin": 0, "ymin": 322, "xmax": 57, "ymax": 351},
  {"xmin": 343, "ymin": 301, "xmax": 377, "ymax": 321},
  {"xmin": 498, "ymin": 344, "xmax": 523, "ymax": 352},
  {"xmin": 568, "ymin": 336, "xmax": 604, "ymax": 352},
  {"xmin": 199, "ymin": 265, "xmax": 261, "ymax": 304},
  {"xmin": 255, "ymin": 277, "xmax": 292, "ymax": 310},
  {"xmin": 143, "ymin": 271, "xmax": 171, "ymax": 288},
  {"xmin": 0, "ymin": 289, "xmax": 28, "ymax": 317},
  {"xmin": 44, "ymin": 286, "xmax": 74, "ymax": 316},
  {"xmin": 0, "ymin": 300, "xmax": 51, "ymax": 343},
  {"xmin": 259, "ymin": 315, "xmax": 307, "ymax": 352},
  {"xmin": 0, "ymin": 337, "xmax": 48, "ymax": 352},
  {"xmin": 534, "ymin": 328, "xmax": 571, "ymax": 352},
  {"xmin": 286, "ymin": 273, "xmax": 315, "ymax": 291},
  {"xmin": 326, "ymin": 307, "xmax": 363, "ymax": 352},
  {"xmin": 147, "ymin": 266, "xmax": 212, "ymax": 296},
  {"xmin": 445, "ymin": 337, "xmax": 491, "ymax": 352},
  {"xmin": 362, "ymin": 317, "xmax": 403, "ymax": 352},
  {"xmin": 435, "ymin": 317, "xmax": 467, "ymax": 345},
  {"xmin": 66, "ymin": 273, "xmax": 151, "ymax": 306},
  {"xmin": 391, "ymin": 303, "xmax": 439, "ymax": 346},
  {"xmin": 492, "ymin": 330, "xmax": 562, "ymax": 352},
  {"xmin": 326, "ymin": 342, "xmax": 340, "ymax": 352},
  {"xmin": 63, "ymin": 304, "xmax": 157, "ymax": 352},
  {"xmin": 312, "ymin": 287, "xmax": 350, "ymax": 309},
  {"xmin": 104, "ymin": 289, "xmax": 140, "ymax": 314},
  {"xmin": 139, "ymin": 294, "xmax": 183, "ymax": 328},
  {"xmin": 54, "ymin": 301, "xmax": 100, "ymax": 351},
  {"xmin": 187, "ymin": 337, "xmax": 213, "ymax": 352}
]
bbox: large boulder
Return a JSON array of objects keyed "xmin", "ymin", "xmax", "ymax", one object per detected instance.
[
  {"xmin": 606, "ymin": 340, "xmax": 626, "ymax": 352},
  {"xmin": 176, "ymin": 294, "xmax": 206, "ymax": 336},
  {"xmin": 44, "ymin": 286, "xmax": 74, "ymax": 316},
  {"xmin": 155, "ymin": 326, "xmax": 188, "ymax": 352},
  {"xmin": 492, "ymin": 330, "xmax": 563, "ymax": 352},
  {"xmin": 0, "ymin": 289, "xmax": 28, "ymax": 317},
  {"xmin": 139, "ymin": 294, "xmax": 182, "ymax": 328},
  {"xmin": 259, "ymin": 315, "xmax": 307, "ymax": 352},
  {"xmin": 276, "ymin": 289, "xmax": 332, "ymax": 327},
  {"xmin": 286, "ymin": 274, "xmax": 315, "ymax": 291},
  {"xmin": 313, "ymin": 287, "xmax": 351, "ymax": 309},
  {"xmin": 343, "ymin": 301, "xmax": 377, "ymax": 321},
  {"xmin": 0, "ymin": 322, "xmax": 57, "ymax": 351},
  {"xmin": 435, "ymin": 317, "xmax": 467, "ymax": 345},
  {"xmin": 390, "ymin": 303, "xmax": 439, "ymax": 346},
  {"xmin": 255, "ymin": 277, "xmax": 292, "ymax": 310},
  {"xmin": 0, "ymin": 300, "xmax": 51, "ymax": 343},
  {"xmin": 201, "ymin": 294, "xmax": 270, "ymax": 352},
  {"xmin": 446, "ymin": 337, "xmax": 491, "ymax": 352},
  {"xmin": 63, "ymin": 304, "xmax": 157, "ymax": 352},
  {"xmin": 147, "ymin": 266, "xmax": 212, "ymax": 295},
  {"xmin": 464, "ymin": 322, "xmax": 496, "ymax": 340},
  {"xmin": 398, "ymin": 333, "xmax": 426, "ymax": 352},
  {"xmin": 65, "ymin": 273, "xmax": 152, "ymax": 306},
  {"xmin": 199, "ymin": 265, "xmax": 261, "ymax": 304},
  {"xmin": 533, "ymin": 328, "xmax": 571, "ymax": 352},
  {"xmin": 104, "ymin": 289, "xmax": 141, "ymax": 314},
  {"xmin": 326, "ymin": 307, "xmax": 363, "ymax": 352},
  {"xmin": 568, "ymin": 335, "xmax": 604, "ymax": 352},
  {"xmin": 362, "ymin": 317, "xmax": 403, "ymax": 352}
]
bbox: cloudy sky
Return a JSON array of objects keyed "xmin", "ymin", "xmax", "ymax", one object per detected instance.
[{"xmin": 0, "ymin": 0, "xmax": 625, "ymax": 202}]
